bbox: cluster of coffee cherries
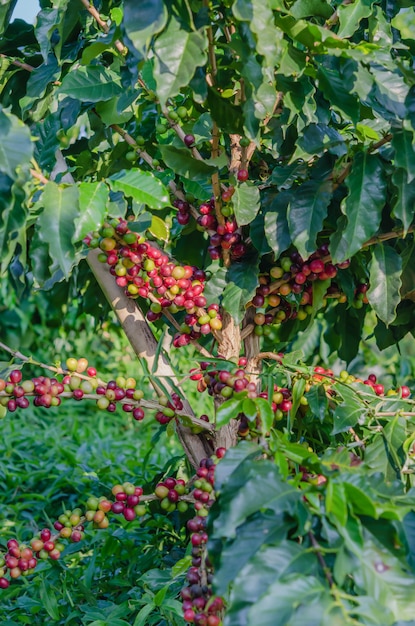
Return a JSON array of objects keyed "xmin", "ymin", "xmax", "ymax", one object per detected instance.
[
  {"xmin": 0, "ymin": 529, "xmax": 65, "ymax": 588},
  {"xmin": 249, "ymin": 247, "xmax": 357, "ymax": 334},
  {"xmin": 337, "ymin": 369, "xmax": 411, "ymax": 399},
  {"xmin": 84, "ymin": 220, "xmax": 223, "ymax": 346},
  {"xmin": 0, "ymin": 359, "xmax": 147, "ymax": 421},
  {"xmin": 0, "ymin": 359, "xmax": 187, "ymax": 427},
  {"xmin": 181, "ymin": 448, "xmax": 226, "ymax": 625},
  {"xmin": 191, "ymin": 193, "xmax": 247, "ymax": 262}
]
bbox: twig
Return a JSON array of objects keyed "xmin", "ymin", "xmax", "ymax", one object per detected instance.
[
  {"xmin": 308, "ymin": 531, "xmax": 334, "ymax": 587},
  {"xmin": 332, "ymin": 133, "xmax": 393, "ymax": 187},
  {"xmin": 0, "ymin": 54, "xmax": 34, "ymax": 72},
  {"xmin": 0, "ymin": 341, "xmax": 107, "ymax": 386},
  {"xmin": 79, "ymin": 0, "xmax": 126, "ymax": 54},
  {"xmin": 110, "ymin": 124, "xmax": 154, "ymax": 168},
  {"xmin": 30, "ymin": 168, "xmax": 49, "ymax": 185}
]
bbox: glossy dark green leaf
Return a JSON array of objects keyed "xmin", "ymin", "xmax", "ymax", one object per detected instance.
[
  {"xmin": 123, "ymin": 0, "xmax": 167, "ymax": 56},
  {"xmin": 249, "ymin": 211, "xmax": 272, "ymax": 256},
  {"xmin": 305, "ymin": 383, "xmax": 328, "ymax": 423},
  {"xmin": 26, "ymin": 58, "xmax": 60, "ymax": 98},
  {"xmin": 110, "ymin": 169, "xmax": 170, "ymax": 209},
  {"xmin": 74, "ymin": 182, "xmax": 109, "ymax": 242},
  {"xmin": 158, "ymin": 145, "xmax": 216, "ymax": 181},
  {"xmin": 392, "ymin": 168, "xmax": 415, "ymax": 235},
  {"xmin": 330, "ymin": 153, "xmax": 386, "ymax": 263},
  {"xmin": 270, "ymin": 161, "xmax": 307, "ymax": 190},
  {"xmin": 233, "ymin": 0, "xmax": 283, "ymax": 68},
  {"xmin": 153, "ymin": 17, "xmax": 207, "ymax": 107},
  {"xmin": 233, "ymin": 183, "xmax": 260, "ymax": 226},
  {"xmin": 317, "ymin": 65, "xmax": 360, "ymax": 123},
  {"xmin": 212, "ymin": 511, "xmax": 290, "ymax": 594},
  {"xmin": 392, "ymin": 129, "xmax": 415, "ymax": 184},
  {"xmin": 295, "ymin": 123, "xmax": 347, "ymax": 158},
  {"xmin": 213, "ymin": 459, "xmax": 302, "ymax": 538},
  {"xmin": 331, "ymin": 384, "xmax": 367, "ymax": 434},
  {"xmin": 0, "ymin": 108, "xmax": 33, "ymax": 177},
  {"xmin": 222, "ymin": 256, "xmax": 260, "ymax": 324},
  {"xmin": 290, "ymin": 0, "xmax": 333, "ymax": 19},
  {"xmin": 246, "ymin": 575, "xmax": 329, "ymax": 626},
  {"xmin": 207, "ymin": 87, "xmax": 244, "ymax": 135},
  {"xmin": 58, "ymin": 66, "xmax": 122, "ymax": 103},
  {"xmin": 263, "ymin": 190, "xmax": 292, "ymax": 257},
  {"xmin": 367, "ymin": 244, "xmax": 402, "ymax": 326},
  {"xmin": 37, "ymin": 182, "xmax": 79, "ymax": 278},
  {"xmin": 287, "ymin": 180, "xmax": 332, "ymax": 259},
  {"xmin": 223, "ymin": 543, "xmax": 316, "ymax": 626}
]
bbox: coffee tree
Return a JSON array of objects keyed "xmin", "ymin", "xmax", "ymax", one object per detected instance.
[{"xmin": 1, "ymin": 0, "xmax": 415, "ymax": 623}]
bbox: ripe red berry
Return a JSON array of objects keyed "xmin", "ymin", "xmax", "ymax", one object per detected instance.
[
  {"xmin": 9, "ymin": 369, "xmax": 22, "ymax": 384},
  {"xmin": 237, "ymin": 168, "xmax": 249, "ymax": 182},
  {"xmin": 184, "ymin": 134, "xmax": 195, "ymax": 147}
]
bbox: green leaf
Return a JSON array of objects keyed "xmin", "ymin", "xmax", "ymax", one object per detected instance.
[
  {"xmin": 391, "ymin": 168, "xmax": 415, "ymax": 235},
  {"xmin": 331, "ymin": 383, "xmax": 367, "ymax": 435},
  {"xmin": 317, "ymin": 65, "xmax": 360, "ymax": 123},
  {"xmin": 392, "ymin": 129, "xmax": 415, "ymax": 184},
  {"xmin": 212, "ymin": 511, "xmax": 290, "ymax": 594},
  {"xmin": 213, "ymin": 456, "xmax": 304, "ymax": 539},
  {"xmin": 337, "ymin": 0, "xmax": 375, "ymax": 38},
  {"xmin": 287, "ymin": 180, "xmax": 332, "ymax": 260},
  {"xmin": 326, "ymin": 480, "xmax": 347, "ymax": 526},
  {"xmin": 216, "ymin": 396, "xmax": 244, "ymax": 428},
  {"xmin": 39, "ymin": 579, "xmax": 60, "ymax": 621},
  {"xmin": 0, "ymin": 108, "xmax": 33, "ymax": 177},
  {"xmin": 153, "ymin": 17, "xmax": 207, "ymax": 107},
  {"xmin": 242, "ymin": 398, "xmax": 258, "ymax": 421},
  {"xmin": 74, "ymin": 182, "xmax": 109, "ymax": 242},
  {"xmin": 110, "ymin": 169, "xmax": 170, "ymax": 209},
  {"xmin": 148, "ymin": 215, "xmax": 169, "ymax": 242},
  {"xmin": 222, "ymin": 256, "xmax": 260, "ymax": 324},
  {"xmin": 295, "ymin": 123, "xmax": 347, "ymax": 159},
  {"xmin": 26, "ymin": 59, "xmax": 60, "ymax": 98},
  {"xmin": 95, "ymin": 97, "xmax": 134, "ymax": 126},
  {"xmin": 291, "ymin": 377, "xmax": 306, "ymax": 418},
  {"xmin": 367, "ymin": 244, "xmax": 402, "ymax": 326},
  {"xmin": 132, "ymin": 604, "xmax": 156, "ymax": 626},
  {"xmin": 233, "ymin": 0, "xmax": 283, "ymax": 68},
  {"xmin": 255, "ymin": 398, "xmax": 275, "ymax": 436},
  {"xmin": 354, "ymin": 539, "xmax": 415, "ymax": 621},
  {"xmin": 270, "ymin": 161, "xmax": 308, "ymax": 190},
  {"xmin": 123, "ymin": 0, "xmax": 167, "ymax": 56},
  {"xmin": 233, "ymin": 183, "xmax": 261, "ymax": 226},
  {"xmin": 290, "ymin": 0, "xmax": 333, "ymax": 19},
  {"xmin": 247, "ymin": 575, "xmax": 329, "ymax": 626},
  {"xmin": 263, "ymin": 190, "xmax": 292, "ymax": 257},
  {"xmin": 330, "ymin": 153, "xmax": 386, "ymax": 263},
  {"xmin": 203, "ymin": 266, "xmax": 228, "ymax": 304},
  {"xmin": 58, "ymin": 66, "xmax": 122, "ymax": 103},
  {"xmin": 158, "ymin": 145, "xmax": 217, "ymax": 181},
  {"xmin": 207, "ymin": 87, "xmax": 244, "ymax": 135},
  {"xmin": 0, "ymin": 0, "xmax": 17, "ymax": 36},
  {"xmin": 305, "ymin": 383, "xmax": 328, "ymax": 423},
  {"xmin": 37, "ymin": 182, "xmax": 79, "ymax": 278}
]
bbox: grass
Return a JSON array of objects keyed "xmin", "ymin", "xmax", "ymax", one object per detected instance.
[{"xmin": 0, "ymin": 395, "xmax": 189, "ymax": 625}]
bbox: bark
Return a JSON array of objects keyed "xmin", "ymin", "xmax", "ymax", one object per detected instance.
[{"xmin": 87, "ymin": 249, "xmax": 213, "ymax": 468}]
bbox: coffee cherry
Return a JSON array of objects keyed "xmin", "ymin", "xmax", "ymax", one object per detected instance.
[
  {"xmin": 9, "ymin": 370, "xmax": 22, "ymax": 384},
  {"xmin": 237, "ymin": 168, "xmax": 249, "ymax": 182},
  {"xmin": 184, "ymin": 134, "xmax": 195, "ymax": 147}
]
